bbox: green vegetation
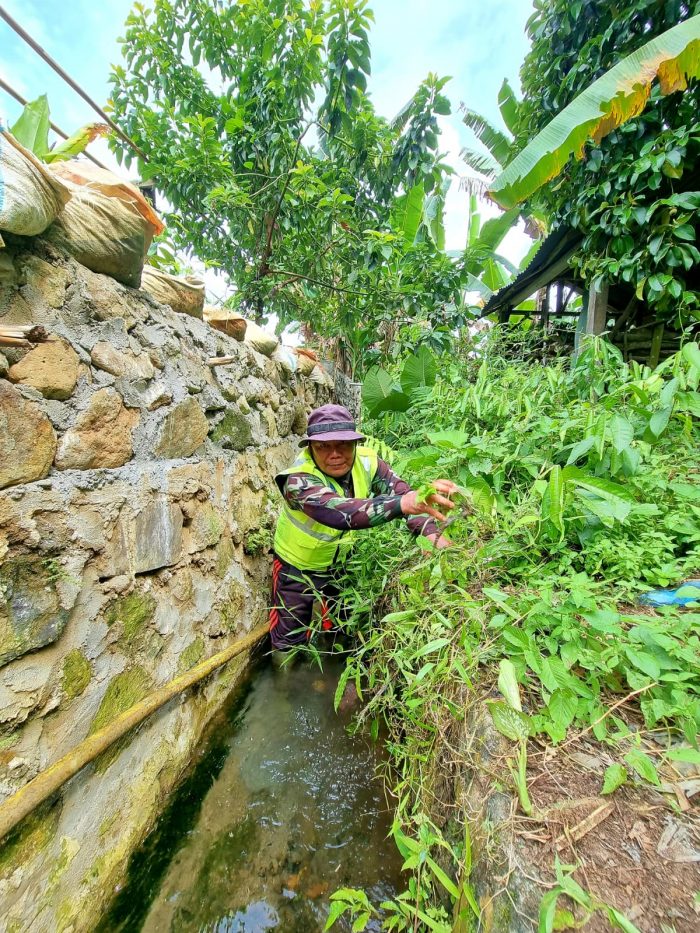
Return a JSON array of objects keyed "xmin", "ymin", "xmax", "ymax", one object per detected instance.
[
  {"xmin": 508, "ymin": 1, "xmax": 700, "ymax": 325},
  {"xmin": 178, "ymin": 636, "xmax": 205, "ymax": 674},
  {"xmin": 61, "ymin": 649, "xmax": 92, "ymax": 700},
  {"xmin": 327, "ymin": 333, "xmax": 699, "ymax": 929},
  {"xmin": 105, "ymin": 592, "xmax": 157, "ymax": 643}
]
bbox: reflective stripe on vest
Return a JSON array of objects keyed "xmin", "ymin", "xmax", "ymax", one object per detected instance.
[{"xmin": 273, "ymin": 445, "xmax": 378, "ymax": 570}]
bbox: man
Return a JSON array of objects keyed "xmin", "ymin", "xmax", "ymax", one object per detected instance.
[{"xmin": 269, "ymin": 403, "xmax": 457, "ymax": 653}]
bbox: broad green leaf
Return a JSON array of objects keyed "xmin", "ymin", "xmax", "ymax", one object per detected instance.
[
  {"xmin": 487, "ymin": 700, "xmax": 531, "ymax": 741},
  {"xmin": 459, "ymin": 475, "xmax": 496, "ymax": 518},
  {"xmin": 538, "ymin": 889, "xmax": 560, "ymax": 933},
  {"xmin": 624, "ymin": 646, "xmax": 661, "ymax": 679},
  {"xmin": 566, "ymin": 436, "xmax": 596, "ymax": 465},
  {"xmin": 362, "ymin": 367, "xmax": 409, "ymax": 417},
  {"xmin": 489, "ymin": 16, "xmax": 700, "ymax": 208},
  {"xmin": 44, "ymin": 122, "xmax": 110, "ymax": 163},
  {"xmin": 648, "ymin": 406, "xmax": 672, "ymax": 437},
  {"xmin": 602, "ymin": 763, "xmax": 628, "ymax": 795},
  {"xmin": 400, "ymin": 346, "xmax": 437, "ymax": 394},
  {"xmin": 681, "ymin": 341, "xmax": 700, "ymax": 370},
  {"xmin": 610, "ymin": 414, "xmax": 634, "ymax": 453},
  {"xmin": 391, "ymin": 182, "xmax": 424, "ymax": 245},
  {"xmin": 665, "ymin": 746, "xmax": 700, "ymax": 764},
  {"xmin": 562, "ymin": 466, "xmax": 633, "ymax": 501},
  {"xmin": 607, "ymin": 908, "xmax": 642, "ymax": 933},
  {"xmin": 324, "ymin": 901, "xmax": 348, "ymax": 929},
  {"xmin": 10, "ymin": 94, "xmax": 51, "ymax": 158},
  {"xmin": 545, "ymin": 465, "xmax": 565, "ymax": 531},
  {"xmin": 413, "ymin": 637, "xmax": 451, "ymax": 659},
  {"xmin": 498, "ymin": 659, "xmax": 522, "ymax": 711},
  {"xmin": 624, "ymin": 748, "xmax": 661, "ymax": 786},
  {"xmin": 461, "ymin": 108, "xmax": 511, "ymax": 167},
  {"xmin": 547, "ymin": 689, "xmax": 577, "ymax": 733},
  {"xmin": 476, "ymin": 208, "xmax": 519, "ymax": 253},
  {"xmin": 497, "ymin": 78, "xmax": 520, "ymax": 135}
]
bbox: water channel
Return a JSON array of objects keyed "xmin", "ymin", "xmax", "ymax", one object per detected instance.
[{"xmin": 100, "ymin": 655, "xmax": 405, "ymax": 932}]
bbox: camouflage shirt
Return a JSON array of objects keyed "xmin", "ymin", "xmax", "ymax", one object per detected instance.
[{"xmin": 281, "ymin": 458, "xmax": 439, "ymax": 538}]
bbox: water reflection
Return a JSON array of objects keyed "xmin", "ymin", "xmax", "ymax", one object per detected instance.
[{"xmin": 101, "ymin": 655, "xmax": 403, "ymax": 932}]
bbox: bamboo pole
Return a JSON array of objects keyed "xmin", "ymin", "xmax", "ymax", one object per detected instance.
[
  {"xmin": 0, "ymin": 623, "xmax": 269, "ymax": 842},
  {"xmin": 207, "ymin": 355, "xmax": 237, "ymax": 367}
]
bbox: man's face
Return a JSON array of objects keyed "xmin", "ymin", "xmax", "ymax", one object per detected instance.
[{"xmin": 309, "ymin": 440, "xmax": 356, "ymax": 477}]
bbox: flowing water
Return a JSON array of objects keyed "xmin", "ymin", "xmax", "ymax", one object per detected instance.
[{"xmin": 100, "ymin": 655, "xmax": 405, "ymax": 932}]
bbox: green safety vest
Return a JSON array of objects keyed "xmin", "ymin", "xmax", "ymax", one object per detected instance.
[{"xmin": 273, "ymin": 445, "xmax": 379, "ymax": 570}]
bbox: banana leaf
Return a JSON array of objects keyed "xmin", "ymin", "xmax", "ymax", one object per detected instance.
[{"xmin": 489, "ymin": 15, "xmax": 700, "ymax": 209}]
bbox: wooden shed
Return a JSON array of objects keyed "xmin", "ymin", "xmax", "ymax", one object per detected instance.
[{"xmin": 481, "ymin": 226, "xmax": 698, "ymax": 366}]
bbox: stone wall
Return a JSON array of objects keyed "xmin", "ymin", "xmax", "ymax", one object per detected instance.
[{"xmin": 0, "ymin": 235, "xmax": 331, "ymax": 932}]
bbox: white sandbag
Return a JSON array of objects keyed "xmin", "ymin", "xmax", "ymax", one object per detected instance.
[
  {"xmin": 293, "ymin": 347, "xmax": 317, "ymax": 376},
  {"xmin": 45, "ymin": 161, "xmax": 164, "ymax": 288},
  {"xmin": 271, "ymin": 345, "xmax": 298, "ymax": 374},
  {"xmin": 141, "ymin": 266, "xmax": 205, "ymax": 318},
  {"xmin": 0, "ymin": 127, "xmax": 71, "ymax": 237},
  {"xmin": 243, "ymin": 319, "xmax": 278, "ymax": 356},
  {"xmin": 203, "ymin": 306, "xmax": 247, "ymax": 340},
  {"xmin": 309, "ymin": 363, "xmax": 334, "ymax": 387}
]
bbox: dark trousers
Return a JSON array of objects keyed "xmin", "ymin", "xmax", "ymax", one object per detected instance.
[{"xmin": 269, "ymin": 554, "xmax": 346, "ymax": 651}]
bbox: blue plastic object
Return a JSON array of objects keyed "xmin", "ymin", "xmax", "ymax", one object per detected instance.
[{"xmin": 639, "ymin": 580, "xmax": 700, "ymax": 607}]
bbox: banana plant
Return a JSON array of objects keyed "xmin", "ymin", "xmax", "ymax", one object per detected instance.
[
  {"xmin": 9, "ymin": 94, "xmax": 108, "ymax": 163},
  {"xmin": 488, "ymin": 15, "xmax": 700, "ymax": 209}
]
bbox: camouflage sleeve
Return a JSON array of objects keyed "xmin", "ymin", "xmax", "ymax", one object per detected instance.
[
  {"xmin": 372, "ymin": 459, "xmax": 440, "ymax": 539},
  {"xmin": 282, "ymin": 472, "xmax": 404, "ymax": 530}
]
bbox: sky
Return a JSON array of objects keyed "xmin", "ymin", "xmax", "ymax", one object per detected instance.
[{"xmin": 0, "ymin": 0, "xmax": 535, "ymax": 298}]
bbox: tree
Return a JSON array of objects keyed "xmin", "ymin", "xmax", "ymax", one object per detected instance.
[
  {"xmin": 507, "ymin": 1, "xmax": 700, "ymax": 324},
  {"xmin": 109, "ymin": 0, "xmax": 464, "ymax": 372}
]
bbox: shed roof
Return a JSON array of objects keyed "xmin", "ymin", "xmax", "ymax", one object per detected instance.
[{"xmin": 481, "ymin": 226, "xmax": 582, "ymax": 316}]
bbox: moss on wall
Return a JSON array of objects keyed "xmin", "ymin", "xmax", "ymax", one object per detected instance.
[
  {"xmin": 0, "ymin": 800, "xmax": 61, "ymax": 882},
  {"xmin": 89, "ymin": 667, "xmax": 151, "ymax": 735},
  {"xmin": 211, "ymin": 409, "xmax": 253, "ymax": 451},
  {"xmin": 215, "ymin": 535, "xmax": 235, "ymax": 579},
  {"xmin": 105, "ymin": 592, "xmax": 156, "ymax": 643},
  {"xmin": 89, "ymin": 666, "xmax": 152, "ymax": 772},
  {"xmin": 219, "ymin": 581, "xmax": 245, "ymax": 632},
  {"xmin": 62, "ymin": 649, "xmax": 91, "ymax": 699},
  {"xmin": 178, "ymin": 636, "xmax": 205, "ymax": 674}
]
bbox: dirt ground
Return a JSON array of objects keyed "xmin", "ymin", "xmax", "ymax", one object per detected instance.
[{"xmin": 511, "ymin": 736, "xmax": 700, "ymax": 932}]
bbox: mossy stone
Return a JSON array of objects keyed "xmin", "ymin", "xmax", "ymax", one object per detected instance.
[
  {"xmin": 62, "ymin": 649, "xmax": 91, "ymax": 699},
  {"xmin": 89, "ymin": 666, "xmax": 151, "ymax": 772},
  {"xmin": 0, "ymin": 799, "xmax": 61, "ymax": 882},
  {"xmin": 219, "ymin": 581, "xmax": 245, "ymax": 632},
  {"xmin": 105, "ymin": 592, "xmax": 156, "ymax": 642},
  {"xmin": 210, "ymin": 409, "xmax": 253, "ymax": 451},
  {"xmin": 215, "ymin": 535, "xmax": 235, "ymax": 579},
  {"xmin": 0, "ymin": 556, "xmax": 69, "ymax": 668},
  {"xmin": 90, "ymin": 666, "xmax": 151, "ymax": 735},
  {"xmin": 178, "ymin": 636, "xmax": 205, "ymax": 674}
]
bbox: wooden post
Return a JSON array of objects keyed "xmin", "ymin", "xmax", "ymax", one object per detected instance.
[
  {"xmin": 541, "ymin": 284, "xmax": 551, "ymax": 330},
  {"xmin": 585, "ymin": 281, "xmax": 609, "ymax": 335},
  {"xmin": 648, "ymin": 322, "xmax": 665, "ymax": 369}
]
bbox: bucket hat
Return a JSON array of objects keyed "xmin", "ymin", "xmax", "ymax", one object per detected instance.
[{"xmin": 299, "ymin": 404, "xmax": 365, "ymax": 446}]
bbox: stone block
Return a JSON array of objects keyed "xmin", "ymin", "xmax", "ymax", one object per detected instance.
[
  {"xmin": 133, "ymin": 499, "xmax": 183, "ymax": 574},
  {"xmin": 210, "ymin": 408, "xmax": 253, "ymax": 451},
  {"xmin": 0, "ymin": 381, "xmax": 57, "ymax": 490},
  {"xmin": 91, "ymin": 342, "xmax": 155, "ymax": 381},
  {"xmin": 55, "ymin": 389, "xmax": 139, "ymax": 471},
  {"xmin": 0, "ymin": 556, "xmax": 69, "ymax": 668},
  {"xmin": 8, "ymin": 338, "xmax": 81, "ymax": 400},
  {"xmin": 155, "ymin": 397, "xmax": 209, "ymax": 459},
  {"xmin": 20, "ymin": 255, "xmax": 69, "ymax": 310}
]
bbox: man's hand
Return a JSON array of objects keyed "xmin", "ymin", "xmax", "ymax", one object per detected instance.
[
  {"xmin": 400, "ymin": 478, "xmax": 458, "ymax": 523},
  {"xmin": 426, "ymin": 532, "xmax": 452, "ymax": 549}
]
